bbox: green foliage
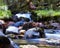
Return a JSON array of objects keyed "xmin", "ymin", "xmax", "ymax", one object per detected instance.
[
  {"xmin": 53, "ymin": 11, "xmax": 60, "ymax": 16},
  {"xmin": 0, "ymin": 10, "xmax": 12, "ymax": 19},
  {"xmin": 35, "ymin": 10, "xmax": 60, "ymax": 17},
  {"xmin": 0, "ymin": 0, "xmax": 12, "ymax": 19}
]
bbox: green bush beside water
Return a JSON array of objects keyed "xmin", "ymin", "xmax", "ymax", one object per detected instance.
[
  {"xmin": 35, "ymin": 10, "xmax": 60, "ymax": 17},
  {"xmin": 0, "ymin": 10, "xmax": 12, "ymax": 19},
  {"xmin": 0, "ymin": 5, "xmax": 12, "ymax": 19}
]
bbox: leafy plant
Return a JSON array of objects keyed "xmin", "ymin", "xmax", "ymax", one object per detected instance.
[
  {"xmin": 0, "ymin": 10, "xmax": 12, "ymax": 19},
  {"xmin": 35, "ymin": 10, "xmax": 60, "ymax": 17},
  {"xmin": 0, "ymin": 4, "xmax": 12, "ymax": 19}
]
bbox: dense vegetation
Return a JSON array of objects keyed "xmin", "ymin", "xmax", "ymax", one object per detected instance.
[
  {"xmin": 0, "ymin": 0, "xmax": 60, "ymax": 19},
  {"xmin": 35, "ymin": 10, "xmax": 60, "ymax": 16},
  {"xmin": 0, "ymin": 9, "xmax": 12, "ymax": 19}
]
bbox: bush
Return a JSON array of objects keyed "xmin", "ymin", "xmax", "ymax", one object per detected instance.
[
  {"xmin": 0, "ymin": 10, "xmax": 12, "ymax": 19},
  {"xmin": 35, "ymin": 10, "xmax": 60, "ymax": 17}
]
